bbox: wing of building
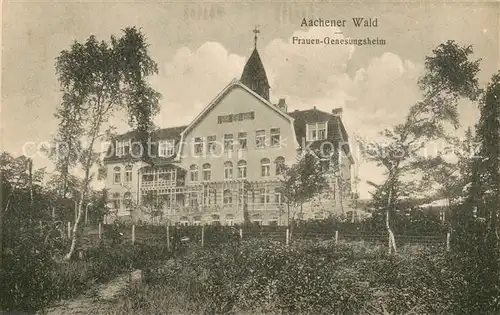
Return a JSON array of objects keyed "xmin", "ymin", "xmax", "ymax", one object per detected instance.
[{"xmin": 102, "ymin": 44, "xmax": 355, "ymax": 226}]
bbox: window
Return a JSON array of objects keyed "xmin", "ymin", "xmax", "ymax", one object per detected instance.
[
  {"xmin": 179, "ymin": 216, "xmax": 189, "ymax": 226},
  {"xmin": 159, "ymin": 168, "xmax": 176, "ymax": 182},
  {"xmin": 211, "ymin": 214, "xmax": 221, "ymax": 225},
  {"xmin": 224, "ymin": 134, "xmax": 234, "ymax": 152},
  {"xmin": 274, "ymin": 188, "xmax": 281, "ymax": 204},
  {"xmin": 210, "ymin": 188, "xmax": 217, "ymax": 205},
  {"xmin": 255, "ymin": 130, "xmax": 266, "ymax": 148},
  {"xmin": 189, "ymin": 192, "xmax": 199, "ymax": 207},
  {"xmin": 113, "ymin": 166, "xmax": 121, "ymax": 184},
  {"xmin": 112, "ymin": 192, "xmax": 121, "ymax": 210},
  {"xmin": 116, "ymin": 140, "xmax": 130, "ymax": 156},
  {"xmin": 202, "ymin": 163, "xmax": 211, "ymax": 181},
  {"xmin": 307, "ymin": 122, "xmax": 328, "ymax": 141},
  {"xmin": 261, "ymin": 158, "xmax": 270, "ymax": 177},
  {"xmin": 270, "ymin": 128, "xmax": 281, "ymax": 147},
  {"xmin": 260, "ymin": 187, "xmax": 270, "ymax": 204},
  {"xmin": 123, "ymin": 192, "xmax": 132, "ymax": 210},
  {"xmin": 224, "ymin": 161, "xmax": 233, "ymax": 180},
  {"xmin": 238, "ymin": 187, "xmax": 246, "ymax": 205},
  {"xmin": 275, "ymin": 156, "xmax": 285, "ymax": 176},
  {"xmin": 207, "ymin": 135, "xmax": 217, "ymax": 155},
  {"xmin": 238, "ymin": 132, "xmax": 247, "ymax": 150},
  {"xmin": 223, "ymin": 189, "xmax": 233, "ymax": 206},
  {"xmin": 142, "ymin": 173, "xmax": 154, "ymax": 182},
  {"xmin": 226, "ymin": 214, "xmax": 235, "ymax": 226},
  {"xmin": 190, "ymin": 164, "xmax": 199, "ymax": 182},
  {"xmin": 193, "ymin": 216, "xmax": 202, "ymax": 226},
  {"xmin": 194, "ymin": 137, "xmax": 203, "ymax": 155},
  {"xmin": 124, "ymin": 165, "xmax": 132, "ymax": 183},
  {"xmin": 318, "ymin": 122, "xmax": 327, "ymax": 139},
  {"xmin": 159, "ymin": 139, "xmax": 175, "ymax": 157},
  {"xmin": 237, "ymin": 160, "xmax": 247, "ymax": 179}
]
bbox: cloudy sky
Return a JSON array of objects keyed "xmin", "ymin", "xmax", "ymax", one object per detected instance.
[{"xmin": 2, "ymin": 0, "xmax": 498, "ymax": 198}]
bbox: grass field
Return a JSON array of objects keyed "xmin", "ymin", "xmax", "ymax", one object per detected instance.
[{"xmin": 90, "ymin": 239, "xmax": 460, "ymax": 315}]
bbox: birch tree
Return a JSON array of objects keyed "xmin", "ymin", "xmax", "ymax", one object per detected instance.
[
  {"xmin": 360, "ymin": 41, "xmax": 481, "ymax": 254},
  {"xmin": 55, "ymin": 27, "xmax": 161, "ymax": 260}
]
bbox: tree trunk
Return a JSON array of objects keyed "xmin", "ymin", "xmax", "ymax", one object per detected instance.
[
  {"xmin": 339, "ymin": 178, "xmax": 344, "ymax": 215},
  {"xmin": 65, "ymin": 135, "xmax": 97, "ymax": 260},
  {"xmin": 386, "ymin": 208, "xmax": 397, "ymax": 254},
  {"xmin": 66, "ymin": 196, "xmax": 86, "ymax": 260},
  {"xmin": 28, "ymin": 158, "xmax": 34, "ymax": 210},
  {"xmin": 386, "ymin": 188, "xmax": 397, "ymax": 254}
]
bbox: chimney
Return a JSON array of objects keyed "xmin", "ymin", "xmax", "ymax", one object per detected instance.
[
  {"xmin": 277, "ymin": 98, "xmax": 288, "ymax": 113},
  {"xmin": 332, "ymin": 108, "xmax": 343, "ymax": 118}
]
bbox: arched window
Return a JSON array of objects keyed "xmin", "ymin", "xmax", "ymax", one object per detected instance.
[
  {"xmin": 275, "ymin": 156, "xmax": 285, "ymax": 176},
  {"xmin": 123, "ymin": 192, "xmax": 132, "ymax": 210},
  {"xmin": 237, "ymin": 160, "xmax": 247, "ymax": 178},
  {"xmin": 113, "ymin": 166, "xmax": 121, "ymax": 184},
  {"xmin": 125, "ymin": 165, "xmax": 133, "ymax": 182},
  {"xmin": 223, "ymin": 189, "xmax": 232, "ymax": 206},
  {"xmin": 261, "ymin": 158, "xmax": 270, "ymax": 177},
  {"xmin": 203, "ymin": 163, "xmax": 211, "ymax": 181},
  {"xmin": 190, "ymin": 164, "xmax": 198, "ymax": 182},
  {"xmin": 224, "ymin": 161, "xmax": 233, "ymax": 180}
]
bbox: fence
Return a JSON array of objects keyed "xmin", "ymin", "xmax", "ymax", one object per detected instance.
[{"xmin": 72, "ymin": 223, "xmax": 451, "ymax": 252}]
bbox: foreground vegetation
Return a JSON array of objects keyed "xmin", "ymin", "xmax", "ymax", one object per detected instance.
[
  {"xmin": 95, "ymin": 239, "xmax": 465, "ymax": 315},
  {"xmin": 0, "ymin": 233, "xmax": 172, "ymax": 313}
]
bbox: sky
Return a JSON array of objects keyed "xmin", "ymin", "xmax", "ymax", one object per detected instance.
[{"xmin": 1, "ymin": 0, "xmax": 499, "ymax": 198}]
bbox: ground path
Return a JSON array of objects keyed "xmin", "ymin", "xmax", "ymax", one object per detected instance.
[{"xmin": 38, "ymin": 269, "xmax": 143, "ymax": 315}]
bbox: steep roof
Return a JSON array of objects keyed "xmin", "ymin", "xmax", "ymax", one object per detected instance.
[
  {"xmin": 240, "ymin": 48, "xmax": 270, "ymax": 100},
  {"xmin": 288, "ymin": 108, "xmax": 352, "ymax": 160},
  {"xmin": 103, "ymin": 125, "xmax": 187, "ymax": 164}
]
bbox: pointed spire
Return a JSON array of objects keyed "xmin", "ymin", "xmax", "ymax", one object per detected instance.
[{"xmin": 241, "ymin": 27, "xmax": 270, "ymax": 101}]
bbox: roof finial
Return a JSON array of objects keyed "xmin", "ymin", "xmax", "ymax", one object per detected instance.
[{"xmin": 253, "ymin": 25, "xmax": 260, "ymax": 49}]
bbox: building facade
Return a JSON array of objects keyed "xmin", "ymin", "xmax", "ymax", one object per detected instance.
[{"xmin": 103, "ymin": 45, "xmax": 354, "ymax": 226}]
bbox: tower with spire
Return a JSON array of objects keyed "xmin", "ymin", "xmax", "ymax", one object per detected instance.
[{"xmin": 240, "ymin": 26, "xmax": 270, "ymax": 101}]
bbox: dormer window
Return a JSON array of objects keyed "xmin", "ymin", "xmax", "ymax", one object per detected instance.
[
  {"xmin": 116, "ymin": 140, "xmax": 131, "ymax": 156},
  {"xmin": 159, "ymin": 139, "xmax": 175, "ymax": 157},
  {"xmin": 306, "ymin": 122, "xmax": 327, "ymax": 141}
]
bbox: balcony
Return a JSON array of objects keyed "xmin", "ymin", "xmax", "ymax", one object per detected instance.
[{"xmin": 141, "ymin": 180, "xmax": 176, "ymax": 189}]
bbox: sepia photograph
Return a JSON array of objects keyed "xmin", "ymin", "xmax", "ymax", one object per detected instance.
[{"xmin": 1, "ymin": 0, "xmax": 499, "ymax": 314}]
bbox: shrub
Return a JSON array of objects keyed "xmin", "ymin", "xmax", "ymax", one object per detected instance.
[{"xmin": 138, "ymin": 239, "xmax": 467, "ymax": 315}]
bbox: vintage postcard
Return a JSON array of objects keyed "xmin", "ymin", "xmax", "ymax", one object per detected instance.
[{"xmin": 1, "ymin": 0, "xmax": 499, "ymax": 314}]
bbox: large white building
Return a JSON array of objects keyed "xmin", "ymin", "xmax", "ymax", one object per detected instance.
[{"xmin": 103, "ymin": 42, "xmax": 354, "ymax": 226}]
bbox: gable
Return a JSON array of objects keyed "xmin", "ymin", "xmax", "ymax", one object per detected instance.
[{"xmin": 181, "ymin": 80, "xmax": 293, "ymax": 138}]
